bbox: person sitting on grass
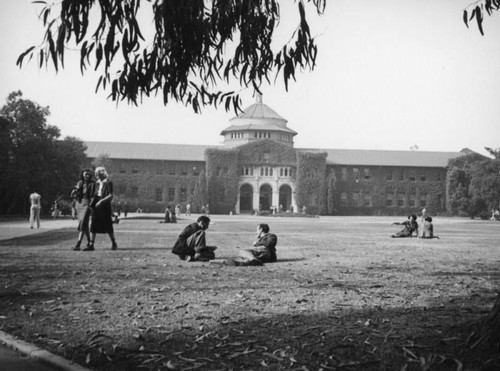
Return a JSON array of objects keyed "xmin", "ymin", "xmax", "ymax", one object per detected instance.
[
  {"xmin": 419, "ymin": 216, "xmax": 439, "ymax": 239},
  {"xmin": 391, "ymin": 214, "xmax": 419, "ymax": 238},
  {"xmin": 171, "ymin": 215, "xmax": 216, "ymax": 261},
  {"xmin": 225, "ymin": 224, "xmax": 278, "ymax": 266}
]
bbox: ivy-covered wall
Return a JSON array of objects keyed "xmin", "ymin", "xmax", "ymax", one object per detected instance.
[
  {"xmin": 237, "ymin": 139, "xmax": 297, "ymax": 166},
  {"xmin": 328, "ymin": 165, "xmax": 447, "ymax": 216},
  {"xmin": 296, "ymin": 152, "xmax": 328, "ymax": 215},
  {"xmin": 205, "ymin": 148, "xmax": 240, "ymax": 214}
]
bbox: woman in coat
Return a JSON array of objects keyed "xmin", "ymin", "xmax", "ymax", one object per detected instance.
[
  {"xmin": 72, "ymin": 169, "xmax": 95, "ymax": 250},
  {"xmin": 84, "ymin": 167, "xmax": 118, "ymax": 251}
]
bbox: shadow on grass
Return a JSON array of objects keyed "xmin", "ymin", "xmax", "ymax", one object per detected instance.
[
  {"xmin": 63, "ymin": 296, "xmax": 498, "ymax": 371},
  {"xmin": 0, "ymin": 229, "xmax": 75, "ymax": 246}
]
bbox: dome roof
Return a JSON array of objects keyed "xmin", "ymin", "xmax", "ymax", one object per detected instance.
[{"xmin": 220, "ymin": 94, "xmax": 297, "ymax": 135}]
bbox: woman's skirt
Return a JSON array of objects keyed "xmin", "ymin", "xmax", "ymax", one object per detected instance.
[
  {"xmin": 90, "ymin": 197, "xmax": 114, "ymax": 234},
  {"xmin": 76, "ymin": 199, "xmax": 91, "ymax": 232}
]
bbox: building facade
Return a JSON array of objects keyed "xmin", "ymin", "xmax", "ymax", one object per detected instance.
[{"xmin": 85, "ymin": 96, "xmax": 469, "ymax": 215}]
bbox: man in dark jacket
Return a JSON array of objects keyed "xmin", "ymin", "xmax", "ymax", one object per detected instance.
[
  {"xmin": 171, "ymin": 216, "xmax": 216, "ymax": 261},
  {"xmin": 226, "ymin": 224, "xmax": 277, "ymax": 266}
]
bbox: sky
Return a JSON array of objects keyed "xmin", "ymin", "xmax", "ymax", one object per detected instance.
[{"xmin": 1, "ymin": 0, "xmax": 499, "ymax": 156}]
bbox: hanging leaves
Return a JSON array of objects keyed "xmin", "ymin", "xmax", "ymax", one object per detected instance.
[
  {"xmin": 17, "ymin": 0, "xmax": 325, "ymax": 114},
  {"xmin": 463, "ymin": 0, "xmax": 500, "ymax": 36}
]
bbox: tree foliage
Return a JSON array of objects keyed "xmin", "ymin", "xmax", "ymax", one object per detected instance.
[
  {"xmin": 17, "ymin": 0, "xmax": 325, "ymax": 113},
  {"xmin": 463, "ymin": 0, "xmax": 500, "ymax": 35},
  {"xmin": 446, "ymin": 151, "xmax": 500, "ymax": 218},
  {"xmin": 0, "ymin": 91, "xmax": 87, "ymax": 216}
]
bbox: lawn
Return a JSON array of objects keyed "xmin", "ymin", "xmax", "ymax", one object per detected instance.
[{"xmin": 0, "ymin": 215, "xmax": 499, "ymax": 370}]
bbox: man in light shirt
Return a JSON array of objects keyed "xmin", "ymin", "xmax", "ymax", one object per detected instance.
[{"xmin": 29, "ymin": 189, "xmax": 41, "ymax": 229}]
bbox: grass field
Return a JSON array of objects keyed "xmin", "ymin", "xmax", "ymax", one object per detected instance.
[{"xmin": 0, "ymin": 215, "xmax": 499, "ymax": 370}]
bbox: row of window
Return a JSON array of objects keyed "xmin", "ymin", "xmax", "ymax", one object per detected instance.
[
  {"xmin": 118, "ymin": 167, "xmax": 200, "ymax": 176},
  {"xmin": 339, "ymin": 192, "xmax": 438, "ymax": 207},
  {"xmin": 340, "ymin": 168, "xmax": 443, "ymax": 182},
  {"xmin": 241, "ymin": 167, "xmax": 293, "ymax": 177}
]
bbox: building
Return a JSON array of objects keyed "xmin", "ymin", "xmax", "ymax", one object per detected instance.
[{"xmin": 85, "ymin": 96, "xmax": 469, "ymax": 215}]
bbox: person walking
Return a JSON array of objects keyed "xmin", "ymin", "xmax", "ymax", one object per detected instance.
[
  {"xmin": 84, "ymin": 167, "xmax": 118, "ymax": 251},
  {"xmin": 72, "ymin": 169, "xmax": 95, "ymax": 251},
  {"xmin": 29, "ymin": 189, "xmax": 41, "ymax": 229}
]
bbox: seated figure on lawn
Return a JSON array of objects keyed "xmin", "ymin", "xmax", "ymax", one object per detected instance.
[
  {"xmin": 419, "ymin": 216, "xmax": 439, "ymax": 239},
  {"xmin": 226, "ymin": 223, "xmax": 278, "ymax": 266},
  {"xmin": 171, "ymin": 215, "xmax": 216, "ymax": 261},
  {"xmin": 391, "ymin": 214, "xmax": 419, "ymax": 238}
]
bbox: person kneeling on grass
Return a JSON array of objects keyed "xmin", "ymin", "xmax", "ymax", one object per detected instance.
[
  {"xmin": 391, "ymin": 214, "xmax": 418, "ymax": 238},
  {"xmin": 225, "ymin": 224, "xmax": 278, "ymax": 266},
  {"xmin": 419, "ymin": 216, "xmax": 439, "ymax": 239},
  {"xmin": 171, "ymin": 215, "xmax": 216, "ymax": 262}
]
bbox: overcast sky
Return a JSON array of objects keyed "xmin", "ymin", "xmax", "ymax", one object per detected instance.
[{"xmin": 1, "ymin": 1, "xmax": 499, "ymax": 156}]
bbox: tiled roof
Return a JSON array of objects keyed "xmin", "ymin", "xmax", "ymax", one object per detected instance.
[
  {"xmin": 230, "ymin": 102, "xmax": 287, "ymax": 122},
  {"xmin": 298, "ymin": 148, "xmax": 465, "ymax": 167},
  {"xmin": 85, "ymin": 141, "xmax": 216, "ymax": 161},
  {"xmin": 220, "ymin": 122, "xmax": 297, "ymax": 135},
  {"xmin": 85, "ymin": 141, "xmax": 466, "ymax": 167}
]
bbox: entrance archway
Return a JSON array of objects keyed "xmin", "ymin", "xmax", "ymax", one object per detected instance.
[
  {"xmin": 239, "ymin": 184, "xmax": 253, "ymax": 213},
  {"xmin": 259, "ymin": 184, "xmax": 272, "ymax": 211},
  {"xmin": 279, "ymin": 184, "xmax": 292, "ymax": 211}
]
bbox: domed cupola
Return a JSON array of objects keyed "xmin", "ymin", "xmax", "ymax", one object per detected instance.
[{"xmin": 220, "ymin": 93, "xmax": 297, "ymax": 148}]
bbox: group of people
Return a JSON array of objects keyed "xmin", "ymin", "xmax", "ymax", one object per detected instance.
[
  {"xmin": 171, "ymin": 216, "xmax": 278, "ymax": 266},
  {"xmin": 391, "ymin": 214, "xmax": 438, "ymax": 239},
  {"xmin": 491, "ymin": 209, "xmax": 500, "ymax": 221},
  {"xmin": 70, "ymin": 167, "xmax": 118, "ymax": 251}
]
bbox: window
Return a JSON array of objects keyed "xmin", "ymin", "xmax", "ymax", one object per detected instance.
[
  {"xmin": 119, "ymin": 167, "xmax": 126, "ymax": 174},
  {"xmin": 156, "ymin": 167, "xmax": 163, "ymax": 175},
  {"xmin": 155, "ymin": 188, "xmax": 163, "ymax": 202},
  {"xmin": 436, "ymin": 171, "xmax": 443, "ymax": 181},
  {"xmin": 397, "ymin": 193, "xmax": 405, "ymax": 207},
  {"xmin": 364, "ymin": 194, "xmax": 372, "ymax": 207},
  {"xmin": 420, "ymin": 173, "xmax": 426, "ymax": 181},
  {"xmin": 168, "ymin": 188, "xmax": 175, "ymax": 202},
  {"xmin": 181, "ymin": 167, "xmax": 187, "ymax": 176},
  {"xmin": 364, "ymin": 168, "xmax": 370, "ymax": 180},
  {"xmin": 398, "ymin": 169, "xmax": 404, "ymax": 181},
  {"xmin": 341, "ymin": 168, "xmax": 347, "ymax": 181},
  {"xmin": 387, "ymin": 169, "xmax": 393, "ymax": 181},
  {"xmin": 169, "ymin": 167, "xmax": 175, "ymax": 175},
  {"xmin": 340, "ymin": 192, "xmax": 348, "ymax": 206},
  {"xmin": 409, "ymin": 171, "xmax": 416, "ymax": 181},
  {"xmin": 193, "ymin": 167, "xmax": 199, "ymax": 176},
  {"xmin": 353, "ymin": 168, "xmax": 359, "ymax": 181},
  {"xmin": 131, "ymin": 187, "xmax": 138, "ymax": 196},
  {"xmin": 132, "ymin": 168, "xmax": 139, "ymax": 174},
  {"xmin": 352, "ymin": 193, "xmax": 360, "ymax": 207},
  {"xmin": 420, "ymin": 194, "xmax": 427, "ymax": 207},
  {"xmin": 386, "ymin": 193, "xmax": 394, "ymax": 207},
  {"xmin": 180, "ymin": 188, "xmax": 187, "ymax": 202},
  {"xmin": 409, "ymin": 194, "xmax": 416, "ymax": 207}
]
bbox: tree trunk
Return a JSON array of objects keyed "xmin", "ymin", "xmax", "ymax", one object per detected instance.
[{"xmin": 471, "ymin": 292, "xmax": 500, "ymax": 349}]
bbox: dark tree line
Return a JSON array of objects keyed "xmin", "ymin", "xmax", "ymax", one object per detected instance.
[
  {"xmin": 446, "ymin": 149, "xmax": 500, "ymax": 218},
  {"xmin": 0, "ymin": 91, "xmax": 87, "ymax": 216}
]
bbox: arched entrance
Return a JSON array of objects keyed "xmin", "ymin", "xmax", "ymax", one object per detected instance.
[
  {"xmin": 279, "ymin": 184, "xmax": 292, "ymax": 211},
  {"xmin": 239, "ymin": 184, "xmax": 253, "ymax": 213},
  {"xmin": 259, "ymin": 184, "xmax": 272, "ymax": 211}
]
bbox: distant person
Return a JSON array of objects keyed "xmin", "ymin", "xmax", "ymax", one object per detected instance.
[
  {"xmin": 29, "ymin": 189, "xmax": 41, "ymax": 229},
  {"xmin": 225, "ymin": 224, "xmax": 278, "ymax": 266},
  {"xmin": 205, "ymin": 204, "xmax": 210, "ymax": 216},
  {"xmin": 51, "ymin": 200, "xmax": 61, "ymax": 219},
  {"xmin": 185, "ymin": 202, "xmax": 191, "ymax": 216},
  {"xmin": 84, "ymin": 167, "xmax": 118, "ymax": 251},
  {"xmin": 171, "ymin": 215, "xmax": 216, "ymax": 261},
  {"xmin": 420, "ymin": 216, "xmax": 439, "ymax": 239},
  {"xmin": 420, "ymin": 207, "xmax": 427, "ymax": 223},
  {"xmin": 391, "ymin": 215, "xmax": 419, "ymax": 238},
  {"xmin": 161, "ymin": 205, "xmax": 175, "ymax": 223},
  {"xmin": 175, "ymin": 203, "xmax": 181, "ymax": 218},
  {"xmin": 72, "ymin": 169, "xmax": 95, "ymax": 250},
  {"xmin": 123, "ymin": 202, "xmax": 129, "ymax": 217}
]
